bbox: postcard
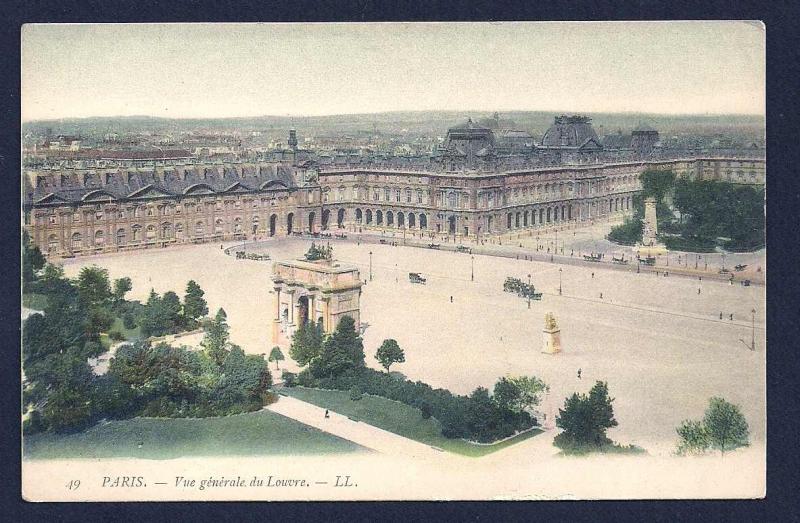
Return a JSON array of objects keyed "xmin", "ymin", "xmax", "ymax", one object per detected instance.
[{"xmin": 21, "ymin": 21, "xmax": 765, "ymax": 501}]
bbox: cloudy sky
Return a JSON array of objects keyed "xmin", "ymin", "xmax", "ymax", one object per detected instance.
[{"xmin": 21, "ymin": 22, "xmax": 765, "ymax": 121}]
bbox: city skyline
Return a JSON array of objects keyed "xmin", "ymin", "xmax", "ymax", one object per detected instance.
[{"xmin": 22, "ymin": 22, "xmax": 765, "ymax": 122}]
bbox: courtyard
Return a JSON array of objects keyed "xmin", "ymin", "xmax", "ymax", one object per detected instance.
[{"xmin": 60, "ymin": 232, "xmax": 765, "ymax": 457}]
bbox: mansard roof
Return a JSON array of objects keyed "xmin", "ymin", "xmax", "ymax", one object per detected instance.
[{"xmin": 26, "ymin": 162, "xmax": 296, "ymax": 206}]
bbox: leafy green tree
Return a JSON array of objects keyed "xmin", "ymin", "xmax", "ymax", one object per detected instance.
[
  {"xmin": 22, "ymin": 230, "xmax": 46, "ymax": 286},
  {"xmin": 676, "ymin": 419, "xmax": 710, "ymax": 455},
  {"xmin": 162, "ymin": 291, "xmax": 183, "ymax": 331},
  {"xmin": 86, "ymin": 306, "xmax": 115, "ymax": 337},
  {"xmin": 183, "ymin": 280, "xmax": 208, "ymax": 322},
  {"xmin": 703, "ymin": 397, "xmax": 749, "ymax": 454},
  {"xmin": 202, "ymin": 308, "xmax": 231, "ymax": 366},
  {"xmin": 76, "ymin": 266, "xmax": 112, "ymax": 308},
  {"xmin": 138, "ymin": 289, "xmax": 165, "ymax": 338},
  {"xmin": 375, "ymin": 338, "xmax": 405, "ymax": 372},
  {"xmin": 289, "ymin": 320, "xmax": 324, "ymax": 367},
  {"xmin": 316, "ymin": 316, "xmax": 365, "ymax": 378},
  {"xmin": 268, "ymin": 346, "xmax": 285, "ymax": 370},
  {"xmin": 466, "ymin": 387, "xmax": 500, "ymax": 442},
  {"xmin": 493, "ymin": 377, "xmax": 520, "ymax": 412},
  {"xmin": 112, "ymin": 277, "xmax": 133, "ymax": 302},
  {"xmin": 640, "ymin": 169, "xmax": 676, "ymax": 202},
  {"xmin": 554, "ymin": 381, "xmax": 618, "ymax": 449},
  {"xmin": 509, "ymin": 376, "xmax": 549, "ymax": 414}
]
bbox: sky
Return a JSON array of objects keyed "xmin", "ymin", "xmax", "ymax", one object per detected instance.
[{"xmin": 21, "ymin": 22, "xmax": 765, "ymax": 121}]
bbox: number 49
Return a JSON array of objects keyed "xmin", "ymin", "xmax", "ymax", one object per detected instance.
[{"xmin": 66, "ymin": 479, "xmax": 80, "ymax": 490}]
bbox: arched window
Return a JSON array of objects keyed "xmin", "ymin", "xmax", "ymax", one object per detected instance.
[
  {"xmin": 195, "ymin": 221, "xmax": 205, "ymax": 236},
  {"xmin": 47, "ymin": 234, "xmax": 59, "ymax": 252},
  {"xmin": 214, "ymin": 219, "xmax": 224, "ymax": 234},
  {"xmin": 94, "ymin": 230, "xmax": 105, "ymax": 246},
  {"xmin": 146, "ymin": 225, "xmax": 157, "ymax": 240},
  {"xmin": 71, "ymin": 232, "xmax": 82, "ymax": 249}
]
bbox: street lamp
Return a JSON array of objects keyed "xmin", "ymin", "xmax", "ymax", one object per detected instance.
[
  {"xmin": 527, "ymin": 273, "xmax": 531, "ymax": 309},
  {"xmin": 558, "ymin": 267, "xmax": 562, "ymax": 295},
  {"xmin": 369, "ymin": 251, "xmax": 373, "ymax": 281},
  {"xmin": 471, "ymin": 255, "xmax": 474, "ymax": 282}
]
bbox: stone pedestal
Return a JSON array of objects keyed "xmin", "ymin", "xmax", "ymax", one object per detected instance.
[
  {"xmin": 541, "ymin": 312, "xmax": 562, "ymax": 354},
  {"xmin": 542, "ymin": 327, "xmax": 562, "ymax": 354}
]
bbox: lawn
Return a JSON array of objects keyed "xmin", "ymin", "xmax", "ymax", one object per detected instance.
[
  {"xmin": 22, "ymin": 293, "xmax": 48, "ymax": 311},
  {"xmin": 280, "ymin": 386, "xmax": 542, "ymax": 457},
  {"xmin": 24, "ymin": 410, "xmax": 366, "ymax": 460}
]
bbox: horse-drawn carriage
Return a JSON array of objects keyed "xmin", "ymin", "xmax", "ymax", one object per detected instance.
[
  {"xmin": 455, "ymin": 245, "xmax": 471, "ymax": 254},
  {"xmin": 583, "ymin": 253, "xmax": 602, "ymax": 262},
  {"xmin": 734, "ymin": 264, "xmax": 748, "ymax": 272},
  {"xmin": 503, "ymin": 277, "xmax": 543, "ymax": 300},
  {"xmin": 611, "ymin": 254, "xmax": 629, "ymax": 265},
  {"xmin": 409, "ymin": 272, "xmax": 427, "ymax": 284},
  {"xmin": 639, "ymin": 256, "xmax": 656, "ymax": 266},
  {"xmin": 428, "ymin": 243, "xmax": 441, "ymax": 250}
]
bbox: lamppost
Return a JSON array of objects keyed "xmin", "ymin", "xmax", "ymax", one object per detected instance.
[
  {"xmin": 527, "ymin": 273, "xmax": 532, "ymax": 309},
  {"xmin": 471, "ymin": 255, "xmax": 474, "ymax": 282},
  {"xmin": 369, "ymin": 251, "xmax": 373, "ymax": 281},
  {"xmin": 739, "ymin": 308, "xmax": 757, "ymax": 351},
  {"xmin": 558, "ymin": 267, "xmax": 562, "ymax": 295}
]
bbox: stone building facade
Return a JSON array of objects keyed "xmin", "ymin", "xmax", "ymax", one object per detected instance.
[{"xmin": 23, "ymin": 120, "xmax": 765, "ymax": 257}]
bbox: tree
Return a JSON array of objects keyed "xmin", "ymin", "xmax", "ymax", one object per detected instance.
[
  {"xmin": 493, "ymin": 377, "xmax": 520, "ymax": 412},
  {"xmin": 640, "ymin": 169, "xmax": 676, "ymax": 202},
  {"xmin": 268, "ymin": 346, "xmax": 285, "ymax": 370},
  {"xmin": 703, "ymin": 397, "xmax": 749, "ymax": 454},
  {"xmin": 554, "ymin": 381, "xmax": 618, "ymax": 449},
  {"xmin": 183, "ymin": 280, "xmax": 208, "ymax": 322},
  {"xmin": 138, "ymin": 289, "xmax": 165, "ymax": 338},
  {"xmin": 112, "ymin": 277, "xmax": 133, "ymax": 302},
  {"xmin": 22, "ymin": 230, "xmax": 46, "ymax": 286},
  {"xmin": 676, "ymin": 419, "xmax": 710, "ymax": 455},
  {"xmin": 202, "ymin": 308, "xmax": 231, "ymax": 366},
  {"xmin": 375, "ymin": 339, "xmax": 405, "ymax": 373},
  {"xmin": 289, "ymin": 320, "xmax": 324, "ymax": 367},
  {"xmin": 316, "ymin": 316, "xmax": 365, "ymax": 378},
  {"xmin": 509, "ymin": 376, "xmax": 548, "ymax": 414},
  {"xmin": 76, "ymin": 266, "xmax": 112, "ymax": 308},
  {"xmin": 161, "ymin": 291, "xmax": 183, "ymax": 331}
]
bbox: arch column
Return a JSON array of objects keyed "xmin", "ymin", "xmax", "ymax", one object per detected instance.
[{"xmin": 272, "ymin": 286, "xmax": 283, "ymax": 344}]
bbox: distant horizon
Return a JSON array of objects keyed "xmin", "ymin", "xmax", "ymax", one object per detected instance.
[{"xmin": 22, "ymin": 108, "xmax": 766, "ymax": 125}]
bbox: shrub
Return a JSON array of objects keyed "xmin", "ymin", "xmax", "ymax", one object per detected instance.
[
  {"xmin": 109, "ymin": 331, "xmax": 125, "ymax": 342},
  {"xmin": 349, "ymin": 386, "xmax": 363, "ymax": 401},
  {"xmin": 122, "ymin": 312, "xmax": 137, "ymax": 331},
  {"xmin": 676, "ymin": 419, "xmax": 710, "ymax": 455},
  {"xmin": 281, "ymin": 370, "xmax": 297, "ymax": 387},
  {"xmin": 261, "ymin": 391, "xmax": 279, "ymax": 406}
]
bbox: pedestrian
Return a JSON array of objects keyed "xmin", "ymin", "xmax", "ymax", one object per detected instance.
[
  {"xmin": 698, "ymin": 288, "xmax": 701, "ymax": 294},
  {"xmin": 720, "ymin": 312, "xmax": 723, "ymax": 320},
  {"xmin": 599, "ymin": 292, "xmax": 603, "ymax": 299},
  {"xmin": 591, "ymin": 272, "xmax": 594, "ymax": 279},
  {"xmin": 450, "ymin": 296, "xmax": 453, "ymax": 303},
  {"xmin": 324, "ymin": 409, "xmax": 330, "ymax": 419},
  {"xmin": 730, "ymin": 313, "xmax": 734, "ymax": 321},
  {"xmin": 577, "ymin": 368, "xmax": 582, "ymax": 379}
]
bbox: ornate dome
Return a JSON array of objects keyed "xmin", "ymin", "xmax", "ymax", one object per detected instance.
[{"xmin": 540, "ymin": 115, "xmax": 602, "ymax": 149}]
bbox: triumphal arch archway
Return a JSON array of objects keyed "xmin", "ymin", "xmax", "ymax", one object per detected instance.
[{"xmin": 271, "ymin": 258, "xmax": 362, "ymax": 346}]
